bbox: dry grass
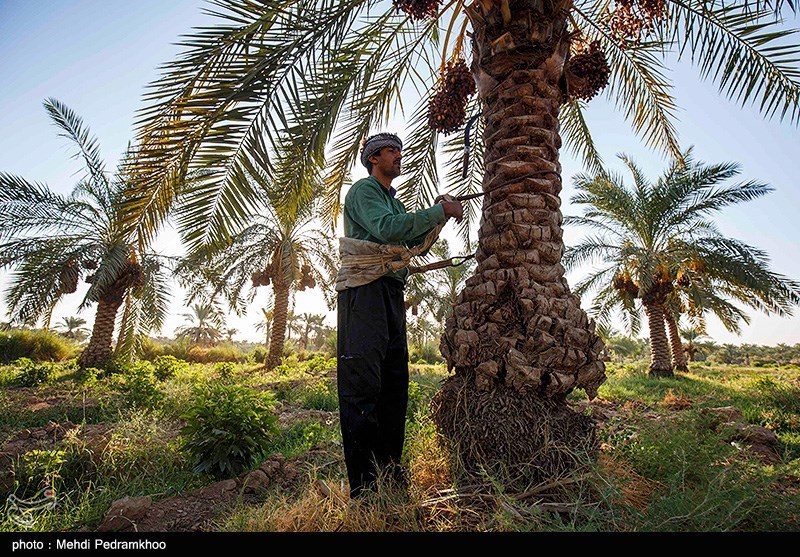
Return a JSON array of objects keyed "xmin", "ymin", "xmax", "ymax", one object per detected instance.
[
  {"xmin": 660, "ymin": 389, "xmax": 693, "ymax": 411},
  {"xmin": 597, "ymin": 453, "xmax": 662, "ymax": 511}
]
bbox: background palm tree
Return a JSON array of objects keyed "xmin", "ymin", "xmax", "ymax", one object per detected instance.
[
  {"xmin": 177, "ymin": 195, "xmax": 336, "ymax": 369},
  {"xmin": 255, "ymin": 305, "xmax": 274, "ymax": 351},
  {"xmin": 55, "ymin": 316, "xmax": 90, "ymax": 342},
  {"xmin": 565, "ymin": 151, "xmax": 800, "ymax": 376},
  {"xmin": 225, "ymin": 327, "xmax": 238, "ymax": 342},
  {"xmin": 295, "ymin": 313, "xmax": 327, "ymax": 351},
  {"xmin": 124, "ymin": 0, "xmax": 800, "ymax": 481},
  {"xmin": 680, "ymin": 324, "xmax": 708, "ymax": 362},
  {"xmin": 175, "ymin": 302, "xmax": 224, "ymax": 346},
  {"xmin": 0, "ymin": 99, "xmax": 170, "ymax": 367}
]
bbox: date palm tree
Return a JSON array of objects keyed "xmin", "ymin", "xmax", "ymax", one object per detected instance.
[
  {"xmin": 565, "ymin": 151, "xmax": 800, "ymax": 376},
  {"xmin": 679, "ymin": 324, "xmax": 707, "ymax": 361},
  {"xmin": 255, "ymin": 305, "xmax": 274, "ymax": 349},
  {"xmin": 125, "ymin": 0, "xmax": 799, "ymax": 482},
  {"xmin": 175, "ymin": 302, "xmax": 225, "ymax": 345},
  {"xmin": 177, "ymin": 196, "xmax": 336, "ymax": 369},
  {"xmin": 0, "ymin": 99, "xmax": 170, "ymax": 367},
  {"xmin": 55, "ymin": 316, "xmax": 90, "ymax": 342},
  {"xmin": 295, "ymin": 313, "xmax": 327, "ymax": 350}
]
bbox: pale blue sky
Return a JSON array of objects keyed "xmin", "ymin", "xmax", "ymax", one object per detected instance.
[{"xmin": 1, "ymin": 0, "xmax": 798, "ymax": 345}]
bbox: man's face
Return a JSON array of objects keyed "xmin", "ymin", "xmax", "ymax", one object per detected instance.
[{"xmin": 370, "ymin": 146, "xmax": 402, "ymax": 178}]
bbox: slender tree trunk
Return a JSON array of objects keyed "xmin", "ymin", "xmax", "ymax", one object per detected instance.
[
  {"xmin": 686, "ymin": 344, "xmax": 696, "ymax": 361},
  {"xmin": 266, "ymin": 280, "xmax": 290, "ymax": 370},
  {"xmin": 644, "ymin": 303, "xmax": 673, "ymax": 377},
  {"xmin": 664, "ymin": 310, "xmax": 689, "ymax": 373},
  {"xmin": 432, "ymin": 0, "xmax": 606, "ymax": 485},
  {"xmin": 78, "ymin": 297, "xmax": 123, "ymax": 368}
]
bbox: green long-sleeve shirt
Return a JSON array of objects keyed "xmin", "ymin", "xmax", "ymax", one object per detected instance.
[{"xmin": 343, "ymin": 175, "xmax": 446, "ymax": 285}]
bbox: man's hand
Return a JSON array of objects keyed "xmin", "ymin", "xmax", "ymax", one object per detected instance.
[{"xmin": 441, "ymin": 200, "xmax": 464, "ymax": 223}]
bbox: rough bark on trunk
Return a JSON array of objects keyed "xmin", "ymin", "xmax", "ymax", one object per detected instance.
[
  {"xmin": 266, "ymin": 280, "xmax": 291, "ymax": 370},
  {"xmin": 78, "ymin": 297, "xmax": 123, "ymax": 368},
  {"xmin": 644, "ymin": 303, "xmax": 674, "ymax": 377},
  {"xmin": 664, "ymin": 310, "xmax": 689, "ymax": 373},
  {"xmin": 432, "ymin": 0, "xmax": 606, "ymax": 485}
]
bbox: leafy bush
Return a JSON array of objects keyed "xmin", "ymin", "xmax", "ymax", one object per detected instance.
[
  {"xmin": 18, "ymin": 448, "xmax": 66, "ymax": 493},
  {"xmin": 407, "ymin": 381, "xmax": 424, "ymax": 419},
  {"xmin": 153, "ymin": 355, "xmax": 190, "ymax": 381},
  {"xmin": 13, "ymin": 358, "xmax": 57, "ymax": 387},
  {"xmin": 181, "ymin": 383, "xmax": 278, "ymax": 478},
  {"xmin": 304, "ymin": 355, "xmax": 337, "ymax": 374},
  {"xmin": 0, "ymin": 329, "xmax": 76, "ymax": 363},
  {"xmin": 74, "ymin": 366, "xmax": 102, "ymax": 386},
  {"xmin": 248, "ymin": 346, "xmax": 268, "ymax": 364},
  {"xmin": 214, "ymin": 361, "xmax": 237, "ymax": 381},
  {"xmin": 120, "ymin": 361, "xmax": 163, "ymax": 409}
]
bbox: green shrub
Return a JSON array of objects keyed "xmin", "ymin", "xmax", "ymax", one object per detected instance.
[
  {"xmin": 18, "ymin": 448, "xmax": 67, "ymax": 493},
  {"xmin": 322, "ymin": 330, "xmax": 337, "ymax": 357},
  {"xmin": 18, "ymin": 440, "xmax": 97, "ymax": 496},
  {"xmin": 74, "ymin": 366, "xmax": 102, "ymax": 386},
  {"xmin": 305, "ymin": 355, "xmax": 337, "ymax": 374},
  {"xmin": 13, "ymin": 358, "xmax": 57, "ymax": 387},
  {"xmin": 298, "ymin": 380, "xmax": 338, "ymax": 411},
  {"xmin": 121, "ymin": 361, "xmax": 163, "ymax": 409},
  {"xmin": 214, "ymin": 361, "xmax": 237, "ymax": 381},
  {"xmin": 407, "ymin": 380, "xmax": 424, "ymax": 419},
  {"xmin": 0, "ymin": 329, "xmax": 76, "ymax": 363},
  {"xmin": 248, "ymin": 346, "xmax": 268, "ymax": 364},
  {"xmin": 181, "ymin": 383, "xmax": 278, "ymax": 478},
  {"xmin": 153, "ymin": 355, "xmax": 190, "ymax": 381}
]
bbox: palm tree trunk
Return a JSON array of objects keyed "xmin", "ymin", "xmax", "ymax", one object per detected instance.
[
  {"xmin": 432, "ymin": 0, "xmax": 606, "ymax": 485},
  {"xmin": 664, "ymin": 311, "xmax": 689, "ymax": 373},
  {"xmin": 266, "ymin": 280, "xmax": 290, "ymax": 370},
  {"xmin": 78, "ymin": 297, "xmax": 123, "ymax": 367},
  {"xmin": 644, "ymin": 303, "xmax": 674, "ymax": 377}
]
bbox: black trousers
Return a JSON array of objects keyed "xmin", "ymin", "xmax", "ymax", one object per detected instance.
[{"xmin": 337, "ymin": 276, "xmax": 409, "ymax": 497}]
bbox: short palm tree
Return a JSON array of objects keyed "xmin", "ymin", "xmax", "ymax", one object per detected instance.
[
  {"xmin": 176, "ymin": 302, "xmax": 225, "ymax": 345},
  {"xmin": 124, "ymin": 0, "xmax": 800, "ymax": 481},
  {"xmin": 0, "ymin": 99, "xmax": 170, "ymax": 367},
  {"xmin": 565, "ymin": 151, "xmax": 800, "ymax": 376}
]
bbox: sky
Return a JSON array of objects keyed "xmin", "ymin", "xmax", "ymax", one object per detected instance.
[{"xmin": 1, "ymin": 0, "xmax": 799, "ymax": 346}]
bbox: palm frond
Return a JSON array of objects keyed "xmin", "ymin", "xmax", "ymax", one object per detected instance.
[
  {"xmin": 43, "ymin": 98, "xmax": 109, "ymax": 189},
  {"xmin": 559, "ymin": 99, "xmax": 605, "ymax": 175},
  {"xmin": 126, "ymin": 0, "xmax": 375, "ymax": 246},
  {"xmin": 575, "ymin": 8, "xmax": 682, "ymax": 158},
  {"xmin": 671, "ymin": 1, "xmax": 800, "ymax": 124}
]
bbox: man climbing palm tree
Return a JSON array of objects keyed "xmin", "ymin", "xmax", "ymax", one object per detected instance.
[{"xmin": 335, "ymin": 132, "xmax": 463, "ymax": 498}]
